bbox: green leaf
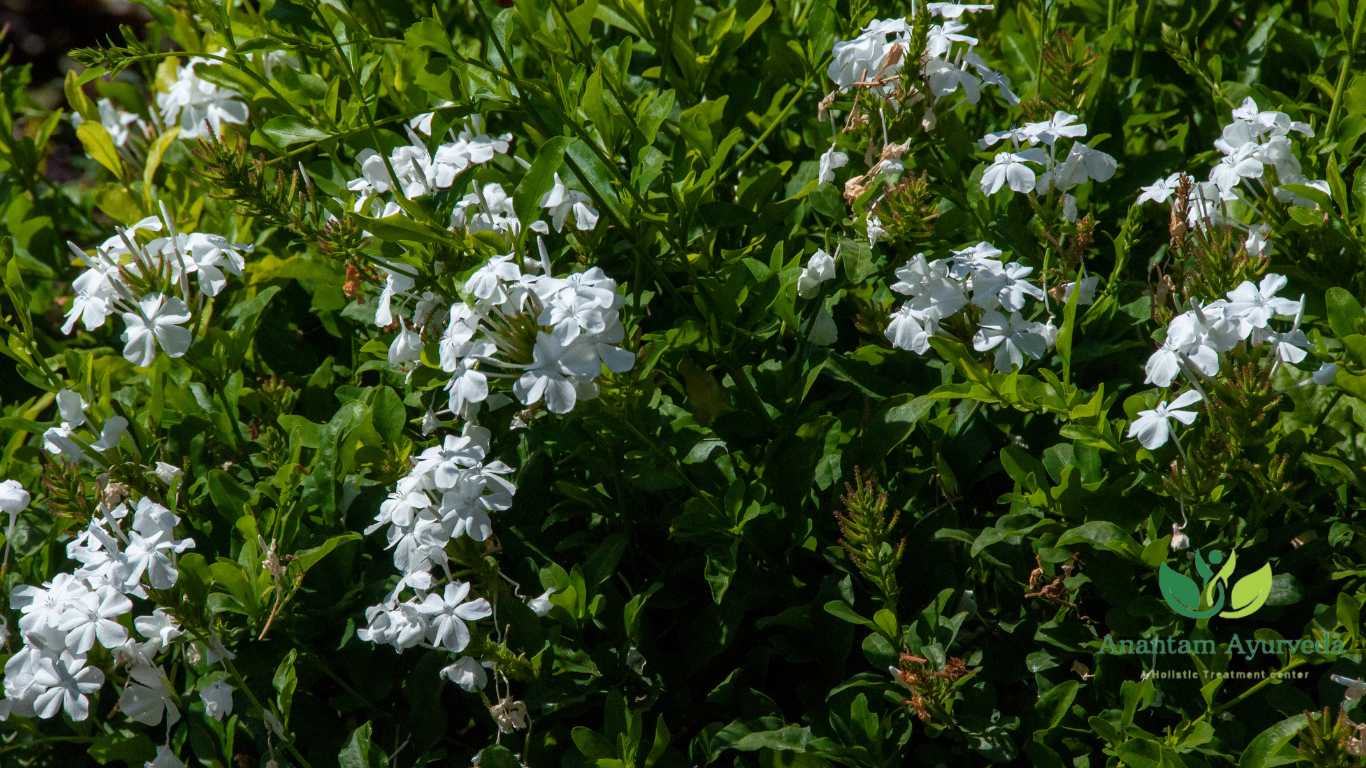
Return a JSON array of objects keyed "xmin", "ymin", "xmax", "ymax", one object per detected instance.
[
  {"xmin": 76, "ymin": 121, "xmax": 124, "ymax": 178},
  {"xmin": 1057, "ymin": 521, "xmax": 1142, "ymax": 561},
  {"xmin": 339, "ymin": 722, "xmax": 389, "ymax": 768},
  {"xmin": 369, "ymin": 386, "xmax": 406, "ymax": 442},
  {"xmin": 288, "ymin": 533, "xmax": 361, "ymax": 582},
  {"xmin": 1338, "ymin": 591, "xmax": 1361, "ymax": 642},
  {"xmin": 1237, "ymin": 714, "xmax": 1308, "ymax": 768},
  {"xmin": 1056, "ymin": 269, "xmax": 1084, "ymax": 383},
  {"xmin": 262, "ymin": 115, "xmax": 331, "ymax": 147},
  {"xmin": 142, "ymin": 127, "xmax": 180, "ymax": 208},
  {"xmin": 273, "ymin": 649, "xmax": 298, "ymax": 727},
  {"xmin": 1035, "ymin": 681, "xmax": 1081, "ymax": 731},
  {"xmin": 1326, "ymin": 287, "xmax": 1364, "ymax": 338}
]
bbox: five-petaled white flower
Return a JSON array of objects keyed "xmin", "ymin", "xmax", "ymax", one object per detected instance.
[
  {"xmin": 1128, "ymin": 390, "xmax": 1203, "ymax": 450},
  {"xmin": 121, "ymin": 294, "xmax": 193, "ymax": 367}
]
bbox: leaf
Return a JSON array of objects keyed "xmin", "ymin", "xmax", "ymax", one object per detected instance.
[
  {"xmin": 1325, "ymin": 287, "xmax": 1364, "ymax": 338},
  {"xmin": 339, "ymin": 722, "xmax": 389, "ymax": 768},
  {"xmin": 262, "ymin": 116, "xmax": 331, "ymax": 148},
  {"xmin": 64, "ymin": 70, "xmax": 97, "ymax": 119},
  {"xmin": 77, "ymin": 121, "xmax": 124, "ymax": 178},
  {"xmin": 288, "ymin": 533, "xmax": 361, "ymax": 581},
  {"xmin": 1056, "ymin": 268, "xmax": 1083, "ymax": 383},
  {"xmin": 731, "ymin": 725, "xmax": 814, "ymax": 751},
  {"xmin": 1057, "ymin": 521, "xmax": 1142, "ymax": 561},
  {"xmin": 1237, "ymin": 714, "xmax": 1308, "ymax": 768},
  {"xmin": 369, "ymin": 386, "xmax": 406, "ymax": 442},
  {"xmin": 142, "ymin": 128, "xmax": 180, "ymax": 208},
  {"xmin": 206, "ymin": 469, "xmax": 252, "ymax": 521},
  {"xmin": 572, "ymin": 726, "xmax": 616, "ymax": 759},
  {"xmin": 1221, "ymin": 562, "xmax": 1273, "ymax": 618},
  {"xmin": 1035, "ymin": 681, "xmax": 1081, "ymax": 731},
  {"xmin": 822, "ymin": 600, "xmax": 878, "ymax": 631},
  {"xmin": 273, "ymin": 649, "xmax": 298, "ymax": 726}
]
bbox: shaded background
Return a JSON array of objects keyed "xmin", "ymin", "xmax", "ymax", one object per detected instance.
[{"xmin": 2, "ymin": 0, "xmax": 149, "ymax": 104}]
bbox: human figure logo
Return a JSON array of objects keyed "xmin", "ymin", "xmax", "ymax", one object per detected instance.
[{"xmin": 1158, "ymin": 549, "xmax": 1274, "ymax": 619}]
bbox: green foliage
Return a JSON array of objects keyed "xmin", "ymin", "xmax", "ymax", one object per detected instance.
[{"xmin": 0, "ymin": 0, "xmax": 1364, "ymax": 766}]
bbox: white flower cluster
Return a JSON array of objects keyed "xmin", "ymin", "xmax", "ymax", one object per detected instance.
[
  {"xmin": 2, "ymin": 490, "xmax": 196, "ymax": 729},
  {"xmin": 346, "ymin": 115, "xmax": 513, "ymax": 221},
  {"xmin": 61, "ymin": 208, "xmax": 251, "ymax": 367},
  {"xmin": 1137, "ymin": 98, "xmax": 1326, "ymax": 254},
  {"xmin": 885, "ymin": 242, "xmax": 1073, "ymax": 371},
  {"xmin": 358, "ymin": 426, "xmax": 539, "ymax": 692},
  {"xmin": 1143, "ymin": 273, "xmax": 1316, "ymax": 388},
  {"xmin": 979, "ymin": 111, "xmax": 1117, "ymax": 215},
  {"xmin": 827, "ymin": 5, "xmax": 1017, "ymax": 107},
  {"xmin": 157, "ymin": 56, "xmax": 248, "ymax": 140},
  {"xmin": 382, "ymin": 247, "xmax": 635, "ymax": 419}
]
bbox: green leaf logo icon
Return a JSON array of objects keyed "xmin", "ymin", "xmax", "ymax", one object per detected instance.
[
  {"xmin": 1220, "ymin": 562, "xmax": 1273, "ymax": 618},
  {"xmin": 1159, "ymin": 564, "xmax": 1217, "ymax": 618},
  {"xmin": 1159, "ymin": 549, "xmax": 1273, "ymax": 620}
]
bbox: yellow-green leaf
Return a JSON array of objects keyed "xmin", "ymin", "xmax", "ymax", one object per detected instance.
[
  {"xmin": 77, "ymin": 121, "xmax": 124, "ymax": 178},
  {"xmin": 143, "ymin": 127, "xmax": 181, "ymax": 208}
]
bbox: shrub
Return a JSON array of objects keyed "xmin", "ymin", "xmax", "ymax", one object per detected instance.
[{"xmin": 1, "ymin": 0, "xmax": 1364, "ymax": 765}]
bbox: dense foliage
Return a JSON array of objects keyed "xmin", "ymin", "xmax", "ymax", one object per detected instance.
[{"xmin": 1, "ymin": 0, "xmax": 1365, "ymax": 765}]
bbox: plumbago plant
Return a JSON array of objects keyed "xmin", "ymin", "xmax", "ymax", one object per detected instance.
[{"xmin": 2, "ymin": 0, "xmax": 1366, "ymax": 764}]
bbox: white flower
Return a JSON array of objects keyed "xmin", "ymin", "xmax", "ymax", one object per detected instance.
[
  {"xmin": 146, "ymin": 746, "xmax": 186, "ymax": 768},
  {"xmin": 387, "ymin": 324, "xmax": 423, "ymax": 369},
  {"xmin": 440, "ymin": 656, "xmax": 489, "ymax": 692},
  {"xmin": 818, "ymin": 147, "xmax": 849, "ymax": 184},
  {"xmin": 1137, "ymin": 173, "xmax": 1183, "ymax": 205},
  {"xmin": 891, "ymin": 254, "xmax": 967, "ymax": 317},
  {"xmin": 418, "ymin": 581, "xmax": 493, "ymax": 652},
  {"xmin": 798, "ymin": 249, "xmax": 836, "ymax": 298},
  {"xmin": 1020, "ymin": 111, "xmax": 1088, "ymax": 146},
  {"xmin": 1224, "ymin": 274, "xmax": 1300, "ymax": 335},
  {"xmin": 527, "ymin": 588, "xmax": 558, "ymax": 617},
  {"xmin": 540, "ymin": 174, "xmax": 599, "ymax": 232},
  {"xmin": 980, "ymin": 149, "xmax": 1047, "ymax": 195},
  {"xmin": 156, "ymin": 58, "xmax": 248, "ymax": 139},
  {"xmin": 866, "ymin": 214, "xmax": 887, "ymax": 245},
  {"xmin": 513, "ymin": 334, "xmax": 600, "ymax": 414},
  {"xmin": 31, "ymin": 651, "xmax": 104, "ymax": 721},
  {"xmin": 0, "ymin": 479, "xmax": 31, "ymax": 515},
  {"xmin": 57, "ymin": 585, "xmax": 132, "ymax": 653},
  {"xmin": 885, "ymin": 305, "xmax": 937, "ymax": 355},
  {"xmin": 153, "ymin": 462, "xmax": 182, "ymax": 485},
  {"xmin": 134, "ymin": 609, "xmax": 182, "ymax": 651},
  {"xmin": 121, "ymin": 294, "xmax": 193, "ymax": 367},
  {"xmin": 118, "ymin": 663, "xmax": 179, "ymax": 726},
  {"xmin": 1170, "ymin": 524, "xmax": 1190, "ymax": 551},
  {"xmin": 1243, "ymin": 224, "xmax": 1271, "ymax": 258},
  {"xmin": 200, "ymin": 680, "xmax": 234, "ymax": 721},
  {"xmin": 827, "ymin": 18, "xmax": 910, "ymax": 89},
  {"xmin": 1310, "ymin": 362, "xmax": 1338, "ymax": 386},
  {"xmin": 972, "ymin": 310, "xmax": 1051, "ymax": 371},
  {"xmin": 1128, "ymin": 390, "xmax": 1202, "ymax": 450},
  {"xmin": 1061, "ymin": 276, "xmax": 1099, "ymax": 305}
]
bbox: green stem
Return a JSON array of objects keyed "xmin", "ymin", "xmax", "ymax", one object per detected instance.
[
  {"xmin": 1212, "ymin": 658, "xmax": 1307, "ymax": 715},
  {"xmin": 1325, "ymin": 1, "xmax": 1366, "ymax": 139}
]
